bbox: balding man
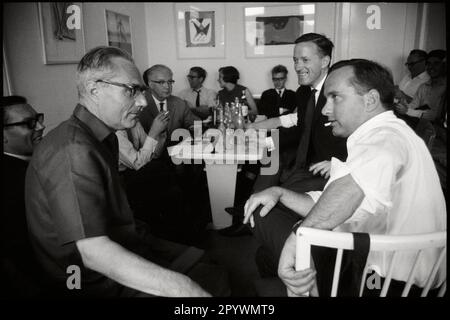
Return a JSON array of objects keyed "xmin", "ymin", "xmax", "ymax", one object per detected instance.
[{"xmin": 24, "ymin": 47, "xmax": 215, "ymax": 297}]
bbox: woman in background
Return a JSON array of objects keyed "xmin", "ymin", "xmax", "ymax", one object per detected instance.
[{"xmin": 217, "ymin": 66, "xmax": 258, "ymax": 116}]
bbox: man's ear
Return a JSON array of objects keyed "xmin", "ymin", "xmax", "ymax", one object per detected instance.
[
  {"xmin": 86, "ymin": 80, "xmax": 100, "ymax": 102},
  {"xmin": 321, "ymin": 55, "xmax": 331, "ymax": 69},
  {"xmin": 364, "ymin": 89, "xmax": 380, "ymax": 112}
]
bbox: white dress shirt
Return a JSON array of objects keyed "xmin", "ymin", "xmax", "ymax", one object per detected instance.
[
  {"xmin": 406, "ymin": 78, "xmax": 447, "ymax": 121},
  {"xmin": 306, "ymin": 111, "xmax": 446, "ymax": 288},
  {"xmin": 152, "ymin": 95, "xmax": 167, "ymax": 112},
  {"xmin": 398, "ymin": 71, "xmax": 430, "ymax": 99},
  {"xmin": 116, "ymin": 121, "xmax": 158, "ymax": 171},
  {"xmin": 177, "ymin": 86, "xmax": 217, "ymax": 109}
]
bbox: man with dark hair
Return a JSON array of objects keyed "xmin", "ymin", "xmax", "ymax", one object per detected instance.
[
  {"xmin": 177, "ymin": 66, "xmax": 217, "ymax": 120},
  {"xmin": 223, "ymin": 33, "xmax": 346, "ymax": 240},
  {"xmin": 1, "ymin": 95, "xmax": 46, "ymax": 296},
  {"xmin": 244, "ymin": 59, "xmax": 446, "ymax": 297},
  {"xmin": 24, "ymin": 46, "xmax": 224, "ymax": 297},
  {"xmin": 395, "ymin": 49, "xmax": 429, "ymax": 106},
  {"xmin": 258, "ymin": 65, "xmax": 297, "ymax": 118}
]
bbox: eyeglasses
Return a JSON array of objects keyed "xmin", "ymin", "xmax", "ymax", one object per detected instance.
[
  {"xmin": 187, "ymin": 75, "xmax": 200, "ymax": 79},
  {"xmin": 4, "ymin": 113, "xmax": 44, "ymax": 130},
  {"xmin": 405, "ymin": 59, "xmax": 425, "ymax": 67},
  {"xmin": 96, "ymin": 80, "xmax": 148, "ymax": 98},
  {"xmin": 150, "ymin": 80, "xmax": 175, "ymax": 86},
  {"xmin": 272, "ymin": 77, "xmax": 286, "ymax": 81}
]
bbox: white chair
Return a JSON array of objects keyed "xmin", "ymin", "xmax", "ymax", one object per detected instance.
[{"xmin": 295, "ymin": 227, "xmax": 446, "ymax": 297}]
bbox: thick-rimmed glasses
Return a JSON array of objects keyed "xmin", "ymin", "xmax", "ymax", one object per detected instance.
[
  {"xmin": 4, "ymin": 113, "xmax": 44, "ymax": 130},
  {"xmin": 272, "ymin": 77, "xmax": 287, "ymax": 81},
  {"xmin": 150, "ymin": 80, "xmax": 175, "ymax": 86},
  {"xmin": 96, "ymin": 80, "xmax": 148, "ymax": 98}
]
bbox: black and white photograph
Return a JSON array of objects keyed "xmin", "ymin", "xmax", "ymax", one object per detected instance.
[{"xmin": 1, "ymin": 1, "xmax": 447, "ymax": 312}]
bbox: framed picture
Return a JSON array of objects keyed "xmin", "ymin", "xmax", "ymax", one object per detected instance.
[
  {"xmin": 174, "ymin": 3, "xmax": 225, "ymax": 59},
  {"xmin": 244, "ymin": 4, "xmax": 315, "ymax": 58},
  {"xmin": 38, "ymin": 2, "xmax": 86, "ymax": 64},
  {"xmin": 105, "ymin": 10, "xmax": 133, "ymax": 57}
]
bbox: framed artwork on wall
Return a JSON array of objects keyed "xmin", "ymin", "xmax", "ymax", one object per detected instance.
[
  {"xmin": 174, "ymin": 3, "xmax": 225, "ymax": 59},
  {"xmin": 105, "ymin": 10, "xmax": 133, "ymax": 57},
  {"xmin": 38, "ymin": 2, "xmax": 86, "ymax": 64},
  {"xmin": 244, "ymin": 4, "xmax": 315, "ymax": 58}
]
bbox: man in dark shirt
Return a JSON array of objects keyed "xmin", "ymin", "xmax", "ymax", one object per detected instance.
[
  {"xmin": 258, "ymin": 65, "xmax": 297, "ymax": 119},
  {"xmin": 1, "ymin": 95, "xmax": 46, "ymax": 297},
  {"xmin": 24, "ymin": 46, "xmax": 212, "ymax": 297}
]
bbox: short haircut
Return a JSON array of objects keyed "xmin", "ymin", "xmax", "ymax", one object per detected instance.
[
  {"xmin": 329, "ymin": 59, "xmax": 395, "ymax": 110},
  {"xmin": 190, "ymin": 66, "xmax": 206, "ymax": 80},
  {"xmin": 219, "ymin": 66, "xmax": 239, "ymax": 84},
  {"xmin": 271, "ymin": 65, "xmax": 288, "ymax": 75},
  {"xmin": 1, "ymin": 95, "xmax": 28, "ymax": 123},
  {"xmin": 427, "ymin": 49, "xmax": 446, "ymax": 61},
  {"xmin": 142, "ymin": 64, "xmax": 172, "ymax": 86},
  {"xmin": 409, "ymin": 49, "xmax": 427, "ymax": 61},
  {"xmin": 295, "ymin": 33, "xmax": 334, "ymax": 60},
  {"xmin": 76, "ymin": 46, "xmax": 134, "ymax": 98}
]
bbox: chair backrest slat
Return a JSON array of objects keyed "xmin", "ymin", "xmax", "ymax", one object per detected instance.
[
  {"xmin": 380, "ymin": 252, "xmax": 398, "ymax": 297},
  {"xmin": 401, "ymin": 250, "xmax": 424, "ymax": 297},
  {"xmin": 421, "ymin": 247, "xmax": 446, "ymax": 297},
  {"xmin": 331, "ymin": 249, "xmax": 344, "ymax": 297}
]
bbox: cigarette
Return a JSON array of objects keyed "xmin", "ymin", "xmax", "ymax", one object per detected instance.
[{"xmin": 324, "ymin": 122, "xmax": 332, "ymax": 127}]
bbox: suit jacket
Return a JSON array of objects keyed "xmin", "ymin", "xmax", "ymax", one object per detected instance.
[
  {"xmin": 258, "ymin": 88, "xmax": 297, "ymax": 118},
  {"xmin": 140, "ymin": 91, "xmax": 200, "ymax": 146},
  {"xmin": 278, "ymin": 85, "xmax": 347, "ymax": 165}
]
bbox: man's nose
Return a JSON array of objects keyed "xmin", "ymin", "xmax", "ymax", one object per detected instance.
[
  {"xmin": 322, "ymin": 99, "xmax": 332, "ymax": 116},
  {"xmin": 136, "ymin": 92, "xmax": 148, "ymax": 108}
]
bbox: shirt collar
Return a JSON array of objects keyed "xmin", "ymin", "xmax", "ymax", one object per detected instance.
[
  {"xmin": 192, "ymin": 86, "xmax": 203, "ymax": 92},
  {"xmin": 152, "ymin": 94, "xmax": 166, "ymax": 106},
  {"xmin": 73, "ymin": 104, "xmax": 114, "ymax": 142},
  {"xmin": 416, "ymin": 71, "xmax": 429, "ymax": 80},
  {"xmin": 312, "ymin": 72, "xmax": 327, "ymax": 93},
  {"xmin": 3, "ymin": 152, "xmax": 31, "ymax": 161},
  {"xmin": 347, "ymin": 110, "xmax": 397, "ymax": 147}
]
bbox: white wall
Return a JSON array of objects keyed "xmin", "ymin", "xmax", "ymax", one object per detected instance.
[
  {"xmin": 3, "ymin": 2, "xmax": 148, "ymax": 132},
  {"xmin": 145, "ymin": 2, "xmax": 339, "ymax": 96}
]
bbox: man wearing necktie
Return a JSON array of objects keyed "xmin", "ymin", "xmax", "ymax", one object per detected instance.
[
  {"xmin": 177, "ymin": 66, "xmax": 217, "ymax": 120},
  {"xmin": 258, "ymin": 65, "xmax": 297, "ymax": 119},
  {"xmin": 237, "ymin": 34, "xmax": 348, "ymax": 278}
]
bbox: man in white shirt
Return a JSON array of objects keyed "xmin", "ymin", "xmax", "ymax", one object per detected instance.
[
  {"xmin": 177, "ymin": 66, "xmax": 217, "ymax": 120},
  {"xmin": 244, "ymin": 59, "xmax": 446, "ymax": 296},
  {"xmin": 395, "ymin": 49, "xmax": 429, "ymax": 105}
]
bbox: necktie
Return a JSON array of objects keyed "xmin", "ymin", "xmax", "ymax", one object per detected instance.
[
  {"xmin": 295, "ymin": 88, "xmax": 317, "ymax": 168},
  {"xmin": 195, "ymin": 90, "xmax": 201, "ymax": 107},
  {"xmin": 159, "ymin": 102, "xmax": 164, "ymax": 112},
  {"xmin": 278, "ymin": 90, "xmax": 282, "ymax": 98}
]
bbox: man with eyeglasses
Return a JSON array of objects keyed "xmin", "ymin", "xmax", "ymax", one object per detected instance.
[
  {"xmin": 2, "ymin": 95, "xmax": 46, "ymax": 296},
  {"xmin": 140, "ymin": 64, "xmax": 200, "ymax": 142},
  {"xmin": 24, "ymin": 46, "xmax": 220, "ymax": 297},
  {"xmin": 177, "ymin": 66, "xmax": 217, "ymax": 120},
  {"xmin": 395, "ymin": 50, "xmax": 429, "ymax": 107},
  {"xmin": 258, "ymin": 65, "xmax": 297, "ymax": 119}
]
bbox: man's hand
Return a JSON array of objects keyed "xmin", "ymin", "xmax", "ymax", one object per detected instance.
[
  {"xmin": 278, "ymin": 233, "xmax": 319, "ymax": 297},
  {"xmin": 148, "ymin": 111, "xmax": 169, "ymax": 139},
  {"xmin": 243, "ymin": 187, "xmax": 282, "ymax": 227},
  {"xmin": 309, "ymin": 160, "xmax": 331, "ymax": 179},
  {"xmin": 394, "ymin": 102, "xmax": 408, "ymax": 114}
]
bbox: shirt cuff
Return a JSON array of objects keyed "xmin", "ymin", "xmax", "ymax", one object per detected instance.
[
  {"xmin": 305, "ymin": 191, "xmax": 322, "ymax": 203},
  {"xmin": 279, "ymin": 113, "xmax": 297, "ymax": 128},
  {"xmin": 142, "ymin": 135, "xmax": 158, "ymax": 153}
]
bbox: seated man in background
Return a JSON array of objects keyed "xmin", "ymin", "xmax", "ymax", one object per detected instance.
[
  {"xmin": 1, "ymin": 96, "xmax": 46, "ymax": 297},
  {"xmin": 395, "ymin": 49, "xmax": 429, "ymax": 106},
  {"xmin": 244, "ymin": 59, "xmax": 446, "ymax": 297},
  {"xmin": 397, "ymin": 49, "xmax": 446, "ymax": 123},
  {"xmin": 25, "ymin": 46, "xmax": 227, "ymax": 297},
  {"xmin": 177, "ymin": 66, "xmax": 217, "ymax": 120},
  {"xmin": 258, "ymin": 64, "xmax": 297, "ymax": 119},
  {"xmin": 138, "ymin": 64, "xmax": 209, "ymax": 245}
]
